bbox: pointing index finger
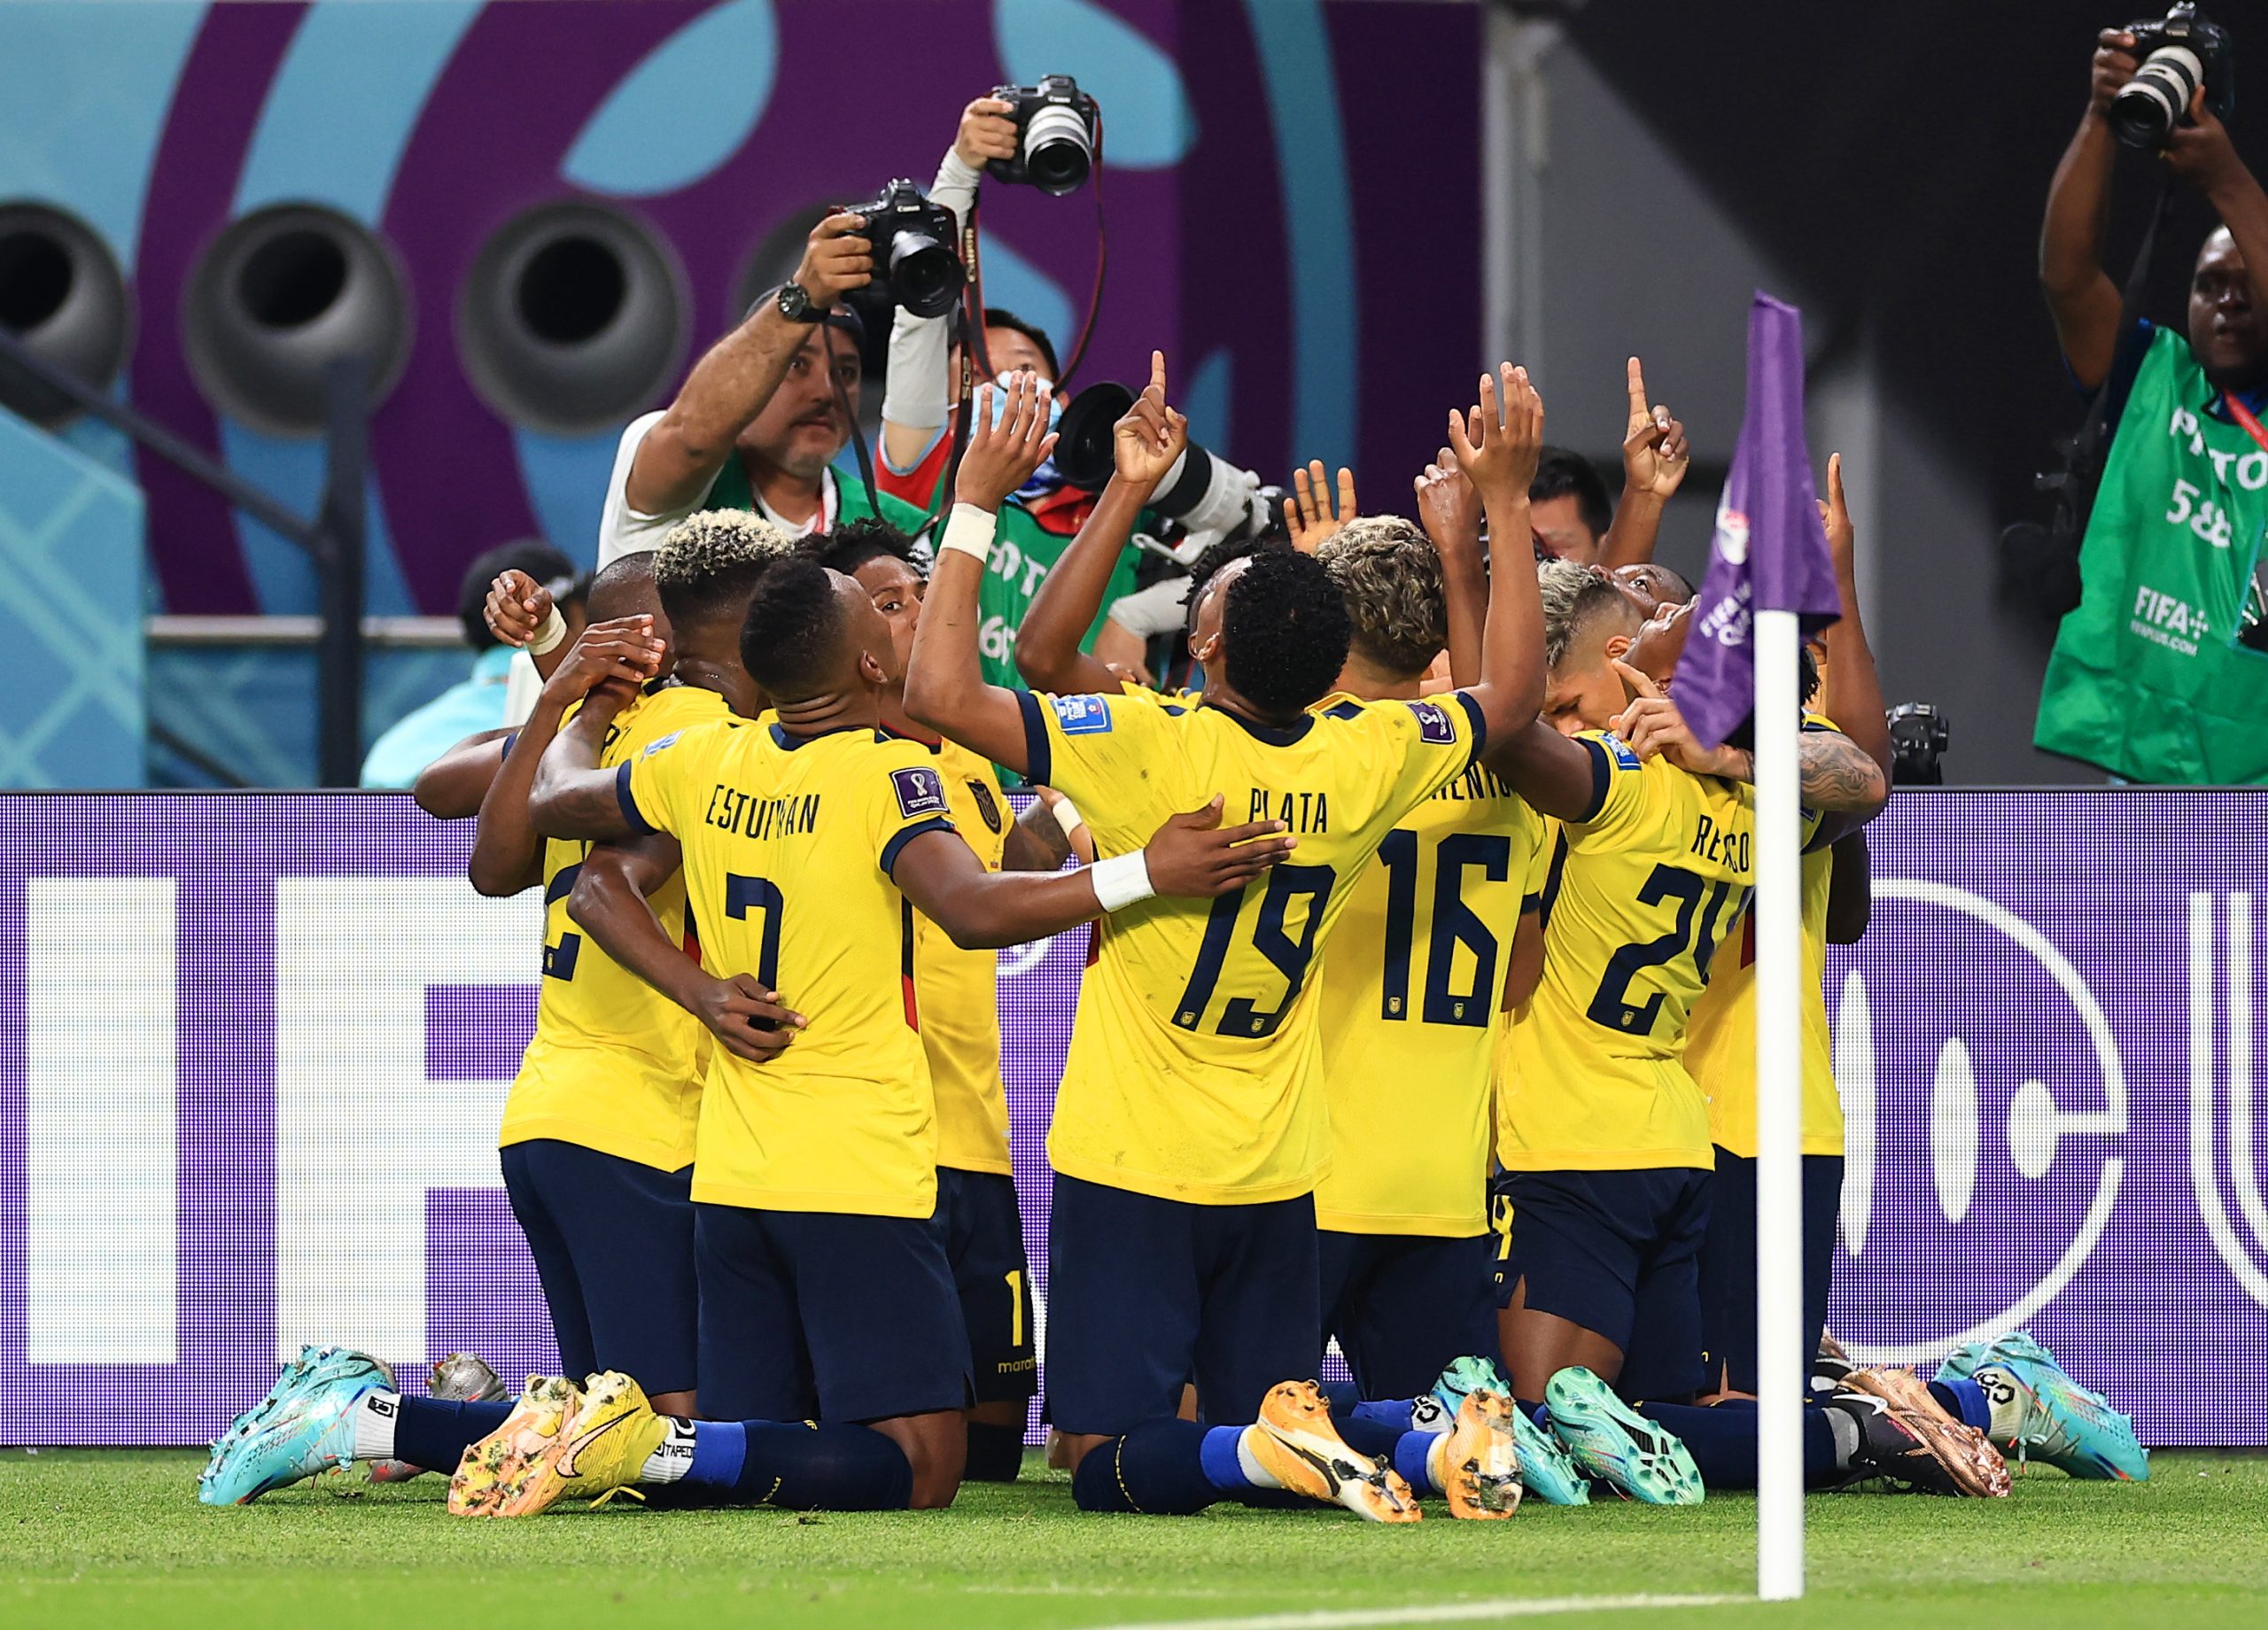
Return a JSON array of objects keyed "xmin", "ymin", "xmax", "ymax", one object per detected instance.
[
  {"xmin": 1627, "ymin": 355, "xmax": 1649, "ymax": 417},
  {"xmin": 1610, "ymin": 656, "xmax": 1663, "ymax": 700}
]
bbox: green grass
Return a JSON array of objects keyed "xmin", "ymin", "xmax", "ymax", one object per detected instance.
[{"xmin": 3, "ymin": 1449, "xmax": 2264, "ymax": 1628}]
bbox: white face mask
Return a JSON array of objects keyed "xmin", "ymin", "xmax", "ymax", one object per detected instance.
[{"xmin": 982, "ymin": 380, "xmax": 1064, "ymax": 434}]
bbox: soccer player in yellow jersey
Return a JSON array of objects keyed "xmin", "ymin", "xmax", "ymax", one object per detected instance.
[
  {"xmin": 479, "ymin": 470, "xmax": 1293, "ymax": 1515},
  {"xmin": 907, "ymin": 361, "xmax": 1549, "ymax": 1522},
  {"xmin": 797, "ymin": 516, "xmax": 1076, "ymax": 1482}
]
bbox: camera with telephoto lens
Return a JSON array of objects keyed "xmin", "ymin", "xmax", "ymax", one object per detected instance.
[
  {"xmin": 989, "ymin": 74, "xmax": 1102, "ymax": 197},
  {"xmin": 2109, "ymin": 4, "xmax": 2234, "ymax": 150},
  {"xmin": 842, "ymin": 179, "xmax": 963, "ymax": 319},
  {"xmin": 1053, "ymin": 381, "xmax": 1270, "ymax": 563},
  {"xmin": 1886, "ymin": 702, "xmax": 1949, "ymax": 787}
]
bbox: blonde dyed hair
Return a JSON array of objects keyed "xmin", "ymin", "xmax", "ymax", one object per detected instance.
[{"xmin": 1316, "ymin": 516, "xmax": 1447, "ymax": 679}]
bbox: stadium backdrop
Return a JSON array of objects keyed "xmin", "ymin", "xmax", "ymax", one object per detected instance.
[{"xmin": 1, "ymin": 788, "xmax": 2264, "ymax": 1448}]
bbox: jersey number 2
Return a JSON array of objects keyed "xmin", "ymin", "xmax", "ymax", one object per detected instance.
[
  {"xmin": 724, "ymin": 873, "xmax": 785, "ymax": 989},
  {"xmin": 1174, "ymin": 863, "xmax": 1338, "ymax": 1037},
  {"xmin": 1585, "ymin": 864, "xmax": 1744, "ymax": 1036}
]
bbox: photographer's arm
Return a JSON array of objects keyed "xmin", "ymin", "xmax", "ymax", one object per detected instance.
[
  {"xmin": 2041, "ymin": 31, "xmax": 2139, "ymax": 388},
  {"xmin": 626, "ymin": 216, "xmax": 871, "ymax": 514},
  {"xmin": 882, "ymin": 98, "xmax": 1017, "ymax": 471},
  {"xmin": 1814, "ymin": 454, "xmax": 1893, "ymax": 783},
  {"xmin": 2167, "ymin": 95, "xmax": 2268, "ymax": 319}
]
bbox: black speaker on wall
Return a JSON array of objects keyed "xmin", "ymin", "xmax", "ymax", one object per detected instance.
[{"xmin": 0, "ymin": 200, "xmax": 134, "ymax": 428}]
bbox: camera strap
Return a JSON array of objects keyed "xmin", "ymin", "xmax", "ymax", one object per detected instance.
[{"xmin": 820, "ymin": 321, "xmax": 880, "ymax": 517}]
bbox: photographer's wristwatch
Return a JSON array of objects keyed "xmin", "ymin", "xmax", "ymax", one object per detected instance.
[{"xmin": 774, "ymin": 281, "xmax": 826, "ymax": 323}]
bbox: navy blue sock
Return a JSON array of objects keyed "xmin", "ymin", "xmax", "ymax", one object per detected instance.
[
  {"xmin": 1930, "ymin": 1378, "xmax": 1993, "ymax": 1433},
  {"xmin": 964, "ymin": 1422, "xmax": 1024, "ymax": 1482},
  {"xmin": 1350, "ymin": 1397, "xmax": 1418, "ymax": 1434},
  {"xmin": 1071, "ymin": 1419, "xmax": 1222, "ymax": 1515},
  {"xmin": 1635, "ymin": 1401, "xmax": 1842, "ymax": 1490},
  {"xmin": 1322, "ymin": 1381, "xmax": 1363, "ymax": 1418},
  {"xmin": 392, "ymin": 1396, "xmax": 513, "ymax": 1472},
  {"xmin": 1333, "ymin": 1414, "xmax": 1404, "ymax": 1461},
  {"xmin": 681, "ymin": 1419, "xmax": 913, "ymax": 1510}
]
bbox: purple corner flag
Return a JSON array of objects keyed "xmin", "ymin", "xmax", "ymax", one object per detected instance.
[{"xmin": 1670, "ymin": 295, "xmax": 1844, "ymax": 748}]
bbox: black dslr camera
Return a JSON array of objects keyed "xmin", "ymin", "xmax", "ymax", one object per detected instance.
[
  {"xmin": 1886, "ymin": 702, "xmax": 1949, "ymax": 787},
  {"xmin": 2109, "ymin": 4, "xmax": 2235, "ymax": 149},
  {"xmin": 843, "ymin": 179, "xmax": 963, "ymax": 319},
  {"xmin": 988, "ymin": 74, "xmax": 1102, "ymax": 196}
]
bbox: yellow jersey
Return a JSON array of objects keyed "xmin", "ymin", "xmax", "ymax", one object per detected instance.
[
  {"xmin": 1496, "ymin": 730, "xmax": 1814, "ymax": 1173},
  {"xmin": 1021, "ymin": 686, "xmax": 1487, "ymax": 1204},
  {"xmin": 500, "ymin": 682, "xmax": 728, "ymax": 1171},
  {"xmin": 1686, "ymin": 717, "xmax": 1845, "ymax": 1158},
  {"xmin": 623, "ymin": 718, "xmax": 957, "ymax": 1217},
  {"xmin": 1312, "ymin": 736, "xmax": 1542, "ymax": 1237},
  {"xmin": 909, "ymin": 734, "xmax": 1015, "ymax": 1176}
]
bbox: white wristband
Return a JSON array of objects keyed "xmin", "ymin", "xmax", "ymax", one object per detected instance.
[
  {"xmin": 1050, "ymin": 795, "xmax": 1087, "ymax": 841},
  {"xmin": 939, "ymin": 502, "xmax": 998, "ymax": 563},
  {"xmin": 526, "ymin": 605, "xmax": 569, "ymax": 656},
  {"xmin": 1089, "ymin": 850, "xmax": 1154, "ymax": 912}
]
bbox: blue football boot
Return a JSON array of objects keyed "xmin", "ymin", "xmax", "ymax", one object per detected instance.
[
  {"xmin": 198, "ymin": 1344, "xmax": 392, "ymax": 1505},
  {"xmin": 1430, "ymin": 1354, "xmax": 1590, "ymax": 1505},
  {"xmin": 1937, "ymin": 1331, "xmax": 2148, "ymax": 1481}
]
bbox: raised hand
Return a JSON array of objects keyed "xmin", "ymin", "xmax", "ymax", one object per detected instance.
[
  {"xmin": 538, "ymin": 617, "xmax": 666, "ymax": 710},
  {"xmin": 955, "ymin": 96, "xmax": 1020, "ymax": 167},
  {"xmin": 1818, "ymin": 451, "xmax": 1855, "ymax": 586},
  {"xmin": 1111, "ymin": 350, "xmax": 1189, "ymax": 491},
  {"xmin": 690, "ymin": 972, "xmax": 807, "ymax": 1064},
  {"xmin": 1141, "ymin": 796, "xmax": 1298, "ymax": 898},
  {"xmin": 2162, "ymin": 84, "xmax": 2248, "ymax": 194},
  {"xmin": 956, "ymin": 369, "xmax": 1059, "ymax": 510},
  {"xmin": 1412, "ymin": 446, "xmax": 1481, "ymax": 563},
  {"xmin": 791, "ymin": 213, "xmax": 874, "ymax": 308},
  {"xmin": 1620, "ymin": 357, "xmax": 1691, "ymax": 501},
  {"xmin": 1609, "ymin": 658, "xmax": 1747, "ymax": 778},
  {"xmin": 1285, "ymin": 460, "xmax": 1357, "ymax": 553},
  {"xmin": 1445, "ymin": 363, "xmax": 1544, "ymax": 503},
  {"xmin": 485, "ymin": 569, "xmax": 550, "ymax": 648}
]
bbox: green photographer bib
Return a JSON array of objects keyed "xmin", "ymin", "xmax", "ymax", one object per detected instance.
[{"xmin": 2035, "ymin": 326, "xmax": 2268, "ymax": 783}]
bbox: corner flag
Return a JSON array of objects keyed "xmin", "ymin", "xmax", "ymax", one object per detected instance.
[{"xmin": 1670, "ymin": 294, "xmax": 1842, "ymax": 744}]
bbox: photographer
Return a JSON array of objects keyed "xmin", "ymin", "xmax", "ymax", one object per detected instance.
[
  {"xmin": 876, "ymin": 93, "xmax": 1141, "ymax": 690},
  {"xmin": 2034, "ymin": 20, "xmax": 2268, "ymax": 782},
  {"xmin": 594, "ymin": 214, "xmax": 928, "ymax": 566}
]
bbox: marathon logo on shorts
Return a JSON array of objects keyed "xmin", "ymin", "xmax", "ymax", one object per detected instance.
[
  {"xmin": 641, "ymin": 731, "xmax": 683, "ymax": 757},
  {"xmin": 1051, "ymin": 695, "xmax": 1113, "ymax": 735},
  {"xmin": 1405, "ymin": 699, "xmax": 1456, "ymax": 744},
  {"xmin": 890, "ymin": 765, "xmax": 951, "ymax": 819},
  {"xmin": 1604, "ymin": 733, "xmax": 1643, "ymax": 771}
]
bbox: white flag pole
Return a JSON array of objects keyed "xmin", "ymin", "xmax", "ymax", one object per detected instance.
[{"xmin": 1752, "ymin": 605, "xmax": 1806, "ymax": 1601}]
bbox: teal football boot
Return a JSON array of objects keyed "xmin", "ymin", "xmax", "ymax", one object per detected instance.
[
  {"xmin": 1936, "ymin": 1331, "xmax": 2148, "ymax": 1481},
  {"xmin": 1430, "ymin": 1354, "xmax": 1589, "ymax": 1505},
  {"xmin": 198, "ymin": 1344, "xmax": 392, "ymax": 1505},
  {"xmin": 1542, "ymin": 1365, "xmax": 1705, "ymax": 1505}
]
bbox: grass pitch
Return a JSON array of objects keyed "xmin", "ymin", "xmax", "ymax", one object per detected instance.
[{"xmin": 3, "ymin": 1449, "xmax": 2264, "ymax": 1628}]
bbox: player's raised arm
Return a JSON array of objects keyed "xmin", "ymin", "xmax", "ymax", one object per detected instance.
[
  {"xmin": 1596, "ymin": 356, "xmax": 1690, "ymax": 570},
  {"xmin": 1014, "ymin": 352, "xmax": 1185, "ymax": 695},
  {"xmin": 1441, "ymin": 365, "xmax": 1549, "ymax": 747},
  {"xmin": 412, "ymin": 728, "xmax": 513, "ymax": 819},
  {"xmin": 469, "ymin": 617, "xmax": 665, "ymax": 891},
  {"xmin": 569, "ymin": 835, "xmax": 804, "ymax": 1064},
  {"xmin": 1412, "ymin": 446, "xmax": 1485, "ymax": 687},
  {"xmin": 526, "ymin": 681, "xmax": 649, "ymax": 840},
  {"xmin": 904, "ymin": 371, "xmax": 1059, "ymax": 772},
  {"xmin": 1815, "ymin": 453, "xmax": 1893, "ymax": 782},
  {"xmin": 892, "ymin": 796, "xmax": 1293, "ymax": 951}
]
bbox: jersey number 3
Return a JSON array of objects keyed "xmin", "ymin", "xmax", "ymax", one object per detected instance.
[{"xmin": 1586, "ymin": 863, "xmax": 1745, "ymax": 1036}]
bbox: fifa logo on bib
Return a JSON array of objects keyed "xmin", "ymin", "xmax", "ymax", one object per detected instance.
[{"xmin": 1832, "ymin": 880, "xmax": 2129, "ymax": 1363}]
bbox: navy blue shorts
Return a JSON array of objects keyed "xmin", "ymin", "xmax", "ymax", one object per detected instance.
[
  {"xmin": 499, "ymin": 1139, "xmax": 698, "ymax": 1396},
  {"xmin": 695, "ymin": 1201, "xmax": 972, "ymax": 1425},
  {"xmin": 1046, "ymin": 1172, "xmax": 1321, "ymax": 1437},
  {"xmin": 1698, "ymin": 1149, "xmax": 1845, "ymax": 1396},
  {"xmin": 936, "ymin": 1168, "xmax": 1037, "ymax": 1405},
  {"xmin": 1317, "ymin": 1229, "xmax": 1499, "ymax": 1401},
  {"xmin": 1490, "ymin": 1167, "xmax": 1713, "ymax": 1401}
]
